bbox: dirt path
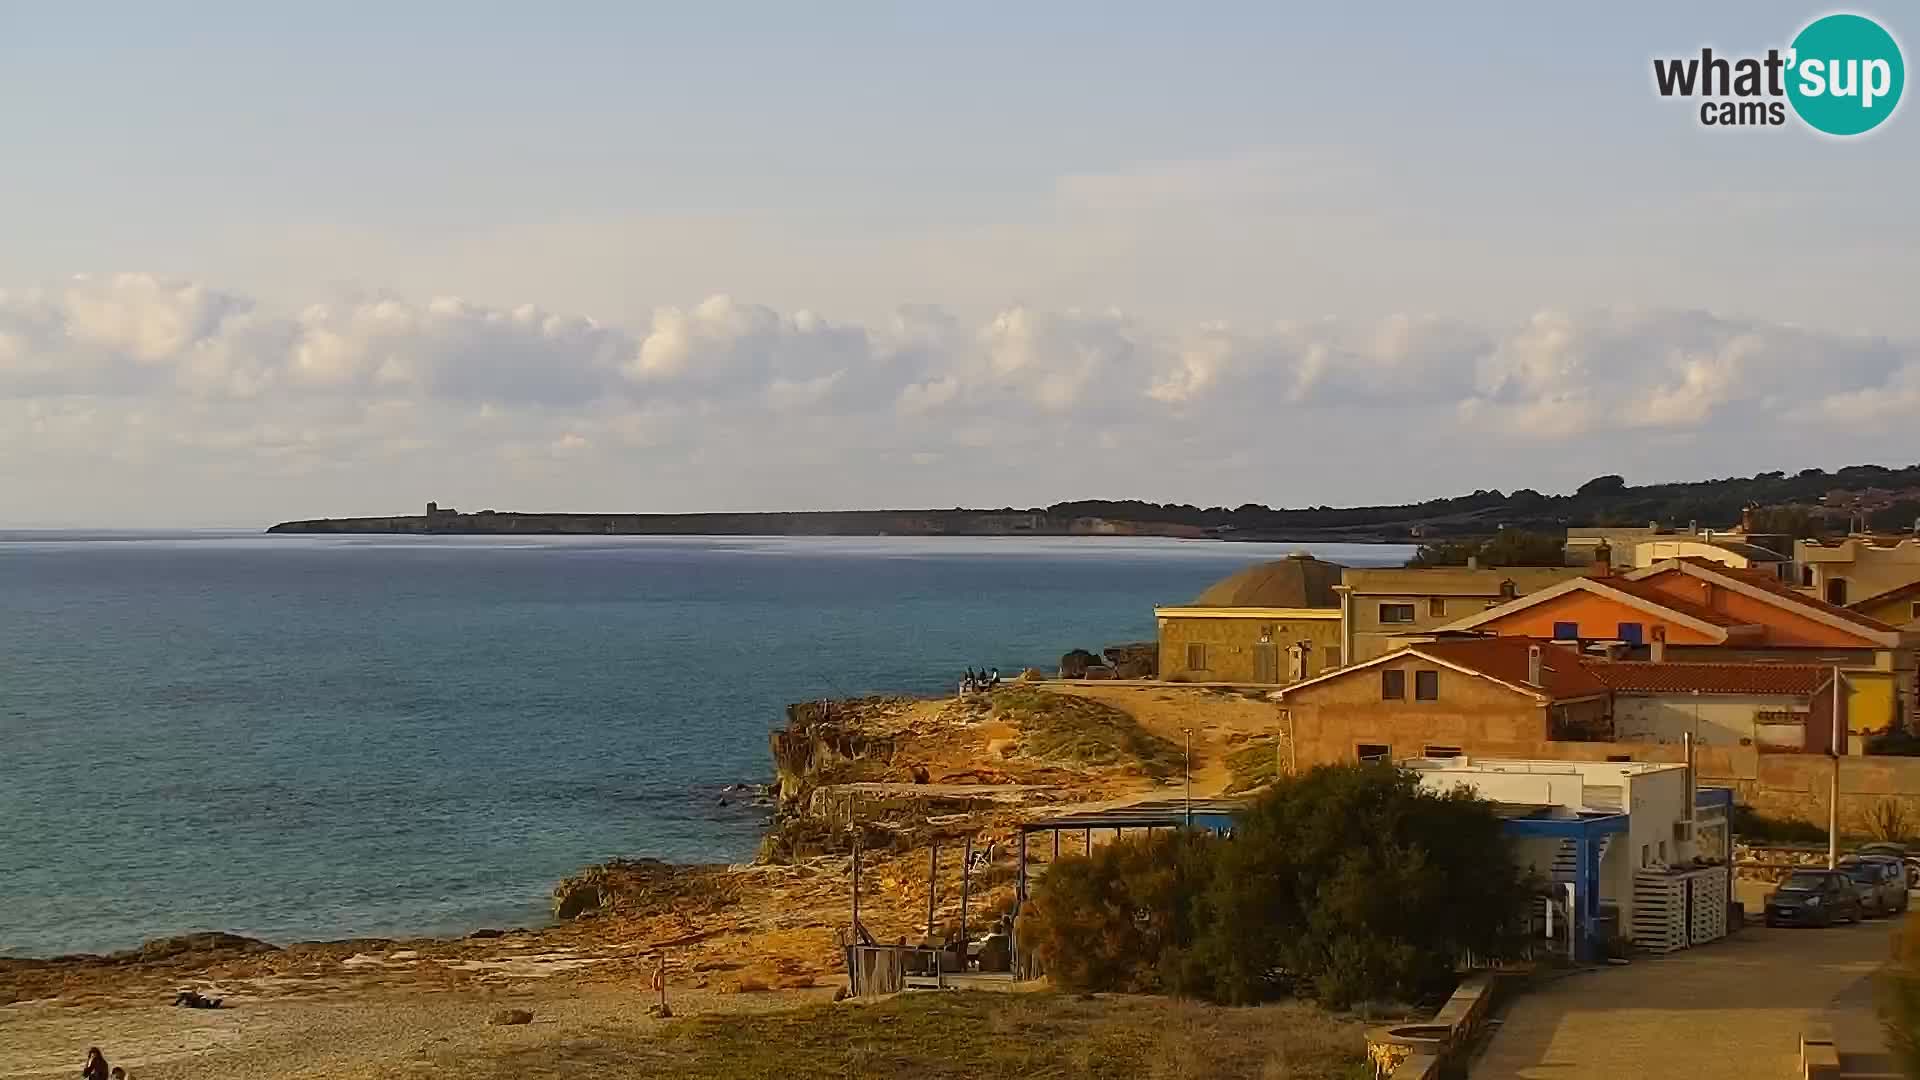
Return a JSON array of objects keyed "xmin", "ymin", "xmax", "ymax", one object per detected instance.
[{"xmin": 1476, "ymin": 915, "xmax": 1895, "ymax": 1079}]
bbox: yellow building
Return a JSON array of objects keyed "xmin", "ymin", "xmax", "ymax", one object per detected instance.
[
  {"xmin": 1797, "ymin": 536, "xmax": 1920, "ymax": 607},
  {"xmin": 1336, "ymin": 565, "xmax": 1589, "ymax": 665},
  {"xmin": 1855, "ymin": 580, "xmax": 1920, "ymax": 631},
  {"xmin": 1156, "ymin": 554, "xmax": 1344, "ymax": 684}
]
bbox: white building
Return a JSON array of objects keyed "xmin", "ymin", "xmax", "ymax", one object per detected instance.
[{"xmin": 1404, "ymin": 757, "xmax": 1731, "ymax": 956}]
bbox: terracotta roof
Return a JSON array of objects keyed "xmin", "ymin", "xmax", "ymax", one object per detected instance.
[
  {"xmin": 1657, "ymin": 559, "xmax": 1898, "ymax": 633},
  {"xmin": 1190, "ymin": 554, "xmax": 1345, "ymax": 608},
  {"xmin": 1596, "ymin": 577, "xmax": 1754, "ymax": 628},
  {"xmin": 1408, "ymin": 637, "xmax": 1611, "ymax": 700},
  {"xmin": 1581, "ymin": 660, "xmax": 1832, "ymax": 696}
]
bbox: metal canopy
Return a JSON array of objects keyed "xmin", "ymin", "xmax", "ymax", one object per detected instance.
[{"xmin": 1019, "ymin": 797, "xmax": 1248, "ymax": 834}]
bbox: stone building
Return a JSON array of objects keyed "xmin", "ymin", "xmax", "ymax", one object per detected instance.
[
  {"xmin": 1272, "ymin": 637, "xmax": 1612, "ymax": 767},
  {"xmin": 1155, "ymin": 553, "xmax": 1344, "ymax": 684}
]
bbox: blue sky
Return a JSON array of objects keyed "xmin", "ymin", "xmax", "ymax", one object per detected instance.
[{"xmin": 1, "ymin": 3, "xmax": 1916, "ymax": 525}]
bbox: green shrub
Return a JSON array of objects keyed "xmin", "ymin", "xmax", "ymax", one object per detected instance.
[
  {"xmin": 1729, "ymin": 804, "xmax": 1827, "ymax": 845},
  {"xmin": 1018, "ymin": 763, "xmax": 1531, "ymax": 1009},
  {"xmin": 1880, "ymin": 912, "xmax": 1920, "ymax": 1076},
  {"xmin": 1016, "ymin": 830, "xmax": 1216, "ymax": 994}
]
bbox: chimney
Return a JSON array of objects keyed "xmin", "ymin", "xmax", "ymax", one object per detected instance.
[
  {"xmin": 1741, "ymin": 505, "xmax": 1755, "ymax": 533},
  {"xmin": 1650, "ymin": 625, "xmax": 1667, "ymax": 663},
  {"xmin": 1591, "ymin": 542, "xmax": 1612, "ymax": 577},
  {"xmin": 1527, "ymin": 644, "xmax": 1543, "ymax": 687},
  {"xmin": 1688, "ymin": 519, "xmax": 1698, "ymax": 535},
  {"xmin": 1467, "ymin": 554, "xmax": 1480, "ymax": 571}
]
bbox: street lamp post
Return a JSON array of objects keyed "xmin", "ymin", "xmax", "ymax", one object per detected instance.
[{"xmin": 1183, "ymin": 728, "xmax": 1193, "ymax": 830}]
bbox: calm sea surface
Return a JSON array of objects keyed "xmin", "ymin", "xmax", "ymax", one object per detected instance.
[{"xmin": 0, "ymin": 532, "xmax": 1409, "ymax": 957}]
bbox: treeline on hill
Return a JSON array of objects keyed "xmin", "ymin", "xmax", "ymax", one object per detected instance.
[
  {"xmin": 1041, "ymin": 462, "xmax": 1920, "ymax": 536},
  {"xmin": 1015, "ymin": 764, "xmax": 1531, "ymax": 1008}
]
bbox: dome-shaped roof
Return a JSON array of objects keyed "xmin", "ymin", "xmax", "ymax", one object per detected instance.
[{"xmin": 1190, "ymin": 553, "xmax": 1346, "ymax": 608}]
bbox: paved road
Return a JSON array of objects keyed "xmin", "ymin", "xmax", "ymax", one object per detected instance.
[{"xmin": 1477, "ymin": 910, "xmax": 1899, "ymax": 1079}]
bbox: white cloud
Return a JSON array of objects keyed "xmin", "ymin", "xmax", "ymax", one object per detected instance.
[{"xmin": 2, "ymin": 273, "xmax": 1916, "ymax": 526}]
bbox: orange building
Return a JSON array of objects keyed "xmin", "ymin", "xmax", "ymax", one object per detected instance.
[{"xmin": 1436, "ymin": 558, "xmax": 1915, "ymax": 733}]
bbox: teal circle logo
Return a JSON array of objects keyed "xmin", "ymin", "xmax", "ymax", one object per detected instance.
[{"xmin": 1787, "ymin": 14, "xmax": 1904, "ymax": 135}]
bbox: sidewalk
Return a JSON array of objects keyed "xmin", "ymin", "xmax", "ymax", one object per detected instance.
[{"xmin": 1476, "ymin": 918, "xmax": 1894, "ymax": 1079}]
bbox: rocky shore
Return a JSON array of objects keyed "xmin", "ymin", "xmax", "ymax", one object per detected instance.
[{"xmin": 1, "ymin": 680, "xmax": 1287, "ymax": 1076}]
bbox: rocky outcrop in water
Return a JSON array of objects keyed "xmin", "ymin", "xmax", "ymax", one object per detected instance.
[{"xmin": 767, "ymin": 697, "xmax": 903, "ymax": 816}]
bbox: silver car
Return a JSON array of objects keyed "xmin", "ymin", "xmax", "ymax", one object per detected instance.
[{"xmin": 1839, "ymin": 856, "xmax": 1909, "ymax": 917}]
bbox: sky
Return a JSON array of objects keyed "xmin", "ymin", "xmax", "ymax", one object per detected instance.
[{"xmin": 1, "ymin": 2, "xmax": 1917, "ymax": 527}]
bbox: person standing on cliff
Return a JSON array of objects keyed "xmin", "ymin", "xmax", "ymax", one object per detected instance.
[{"xmin": 81, "ymin": 1048, "xmax": 109, "ymax": 1080}]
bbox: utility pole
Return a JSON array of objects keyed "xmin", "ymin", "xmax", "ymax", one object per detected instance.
[
  {"xmin": 1830, "ymin": 665, "xmax": 1843, "ymax": 869},
  {"xmin": 1183, "ymin": 728, "xmax": 1193, "ymax": 830}
]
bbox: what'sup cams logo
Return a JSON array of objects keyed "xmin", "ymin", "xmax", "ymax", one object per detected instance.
[{"xmin": 1654, "ymin": 12, "xmax": 1904, "ymax": 135}]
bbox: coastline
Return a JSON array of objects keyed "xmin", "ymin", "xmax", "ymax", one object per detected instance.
[{"xmin": 1, "ymin": 681, "xmax": 1276, "ymax": 995}]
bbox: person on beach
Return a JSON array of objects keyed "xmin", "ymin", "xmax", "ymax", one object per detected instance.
[
  {"xmin": 81, "ymin": 1048, "xmax": 109, "ymax": 1080},
  {"xmin": 989, "ymin": 667, "xmax": 1000, "ymax": 687}
]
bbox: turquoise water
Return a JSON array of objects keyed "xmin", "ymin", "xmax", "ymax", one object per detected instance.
[{"xmin": 0, "ymin": 533, "xmax": 1408, "ymax": 957}]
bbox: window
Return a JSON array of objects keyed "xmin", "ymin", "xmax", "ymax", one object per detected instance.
[
  {"xmin": 1379, "ymin": 602, "xmax": 1416, "ymax": 624},
  {"xmin": 1911, "ymin": 600, "xmax": 1920, "ymax": 621},
  {"xmin": 1552, "ymin": 621, "xmax": 1579, "ymax": 640},
  {"xmin": 1617, "ymin": 621, "xmax": 1644, "ymax": 645},
  {"xmin": 1424, "ymin": 744, "xmax": 1463, "ymax": 758},
  {"xmin": 1382, "ymin": 669, "xmax": 1406, "ymax": 700},
  {"xmin": 1428, "ymin": 597, "xmax": 1446, "ymax": 618},
  {"xmin": 1186, "ymin": 643, "xmax": 1206, "ymax": 671},
  {"xmin": 1415, "ymin": 669, "xmax": 1439, "ymax": 701},
  {"xmin": 1801, "ymin": 565, "xmax": 1815, "ymax": 587},
  {"xmin": 1606, "ymin": 754, "xmax": 1632, "ymax": 763},
  {"xmin": 1827, "ymin": 578, "xmax": 1848, "ymax": 606},
  {"xmin": 1356, "ymin": 743, "xmax": 1390, "ymax": 763},
  {"xmin": 1641, "ymin": 844, "xmax": 1651, "ymax": 868}
]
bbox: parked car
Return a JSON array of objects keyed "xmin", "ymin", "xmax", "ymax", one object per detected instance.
[
  {"xmin": 1839, "ymin": 857, "xmax": 1909, "ymax": 916},
  {"xmin": 1764, "ymin": 869, "xmax": 1865, "ymax": 927},
  {"xmin": 1855, "ymin": 842, "xmax": 1920, "ymax": 888}
]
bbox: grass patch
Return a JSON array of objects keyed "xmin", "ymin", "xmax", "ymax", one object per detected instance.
[
  {"xmin": 1223, "ymin": 738, "xmax": 1281, "ymax": 794},
  {"xmin": 460, "ymin": 991, "xmax": 1368, "ymax": 1080},
  {"xmin": 991, "ymin": 687, "xmax": 1183, "ymax": 779}
]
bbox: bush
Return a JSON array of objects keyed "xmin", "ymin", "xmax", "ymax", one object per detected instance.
[
  {"xmin": 1015, "ymin": 830, "xmax": 1216, "ymax": 994},
  {"xmin": 1729, "ymin": 804, "xmax": 1827, "ymax": 845},
  {"xmin": 1881, "ymin": 912, "xmax": 1920, "ymax": 1075},
  {"xmin": 1018, "ymin": 764, "xmax": 1531, "ymax": 1009}
]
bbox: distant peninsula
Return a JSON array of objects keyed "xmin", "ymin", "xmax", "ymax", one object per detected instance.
[{"xmin": 267, "ymin": 461, "xmax": 1920, "ymax": 542}]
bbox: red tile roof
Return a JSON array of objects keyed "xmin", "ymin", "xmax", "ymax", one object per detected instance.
[
  {"xmin": 1652, "ymin": 559, "xmax": 1898, "ymax": 634},
  {"xmin": 1594, "ymin": 577, "xmax": 1754, "ymax": 628},
  {"xmin": 1409, "ymin": 637, "xmax": 1611, "ymax": 700},
  {"xmin": 1581, "ymin": 660, "xmax": 1832, "ymax": 696}
]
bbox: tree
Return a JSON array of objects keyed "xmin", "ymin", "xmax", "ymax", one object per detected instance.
[
  {"xmin": 1406, "ymin": 530, "xmax": 1566, "ymax": 568},
  {"xmin": 1576, "ymin": 474, "xmax": 1628, "ymax": 497},
  {"xmin": 1015, "ymin": 830, "xmax": 1216, "ymax": 994},
  {"xmin": 1178, "ymin": 764, "xmax": 1530, "ymax": 1007},
  {"xmin": 1017, "ymin": 764, "xmax": 1532, "ymax": 1007}
]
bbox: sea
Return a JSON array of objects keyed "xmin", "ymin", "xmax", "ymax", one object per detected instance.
[{"xmin": 0, "ymin": 532, "xmax": 1410, "ymax": 958}]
